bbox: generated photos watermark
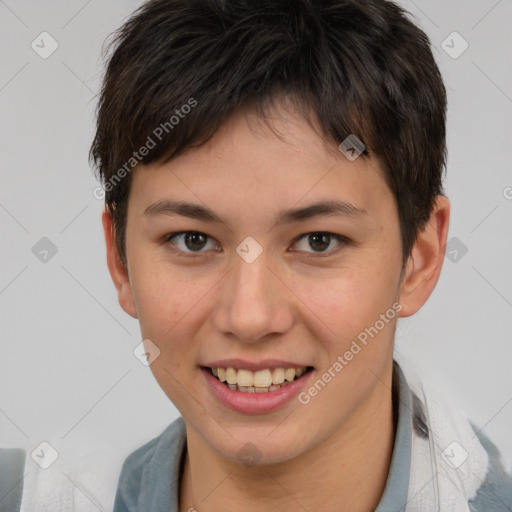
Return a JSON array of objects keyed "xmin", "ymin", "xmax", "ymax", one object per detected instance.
[
  {"xmin": 93, "ymin": 97, "xmax": 198, "ymax": 200},
  {"xmin": 298, "ymin": 301, "xmax": 403, "ymax": 405}
]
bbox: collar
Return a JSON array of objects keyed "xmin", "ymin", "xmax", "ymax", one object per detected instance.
[{"xmin": 375, "ymin": 360, "xmax": 413, "ymax": 511}]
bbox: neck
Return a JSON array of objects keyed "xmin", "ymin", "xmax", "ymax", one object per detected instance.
[{"xmin": 180, "ymin": 364, "xmax": 396, "ymax": 512}]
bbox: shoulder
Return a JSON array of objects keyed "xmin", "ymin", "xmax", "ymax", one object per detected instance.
[
  {"xmin": 394, "ymin": 359, "xmax": 512, "ymax": 511},
  {"xmin": 113, "ymin": 416, "xmax": 187, "ymax": 511},
  {"xmin": 0, "ymin": 445, "xmax": 124, "ymax": 512},
  {"xmin": 468, "ymin": 424, "xmax": 512, "ymax": 511},
  {"xmin": 118, "ymin": 415, "xmax": 186, "ymax": 482},
  {"xmin": 0, "ymin": 448, "xmax": 25, "ymax": 511},
  {"xmin": 1, "ymin": 419, "xmax": 187, "ymax": 512}
]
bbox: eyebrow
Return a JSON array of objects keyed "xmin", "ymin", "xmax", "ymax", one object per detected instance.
[{"xmin": 143, "ymin": 199, "xmax": 368, "ymax": 227}]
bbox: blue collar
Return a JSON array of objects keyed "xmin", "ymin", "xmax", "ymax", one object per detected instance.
[{"xmin": 375, "ymin": 361, "xmax": 413, "ymax": 512}]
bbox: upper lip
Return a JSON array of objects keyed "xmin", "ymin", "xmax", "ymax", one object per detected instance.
[{"xmin": 202, "ymin": 359, "xmax": 312, "ymax": 372}]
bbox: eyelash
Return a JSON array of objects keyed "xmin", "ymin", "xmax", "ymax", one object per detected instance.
[{"xmin": 163, "ymin": 231, "xmax": 351, "ymax": 258}]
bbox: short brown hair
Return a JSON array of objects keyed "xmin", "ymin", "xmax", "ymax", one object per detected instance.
[{"xmin": 89, "ymin": 0, "xmax": 447, "ymax": 269}]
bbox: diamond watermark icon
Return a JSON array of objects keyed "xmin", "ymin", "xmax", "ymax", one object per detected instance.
[
  {"xmin": 133, "ymin": 339, "xmax": 161, "ymax": 366},
  {"xmin": 237, "ymin": 442, "xmax": 262, "ymax": 467},
  {"xmin": 441, "ymin": 32, "xmax": 468, "ymax": 59},
  {"xmin": 31, "ymin": 32, "xmax": 59, "ymax": 59},
  {"xmin": 32, "ymin": 237, "xmax": 58, "ymax": 263},
  {"xmin": 236, "ymin": 236, "xmax": 263, "ymax": 264},
  {"xmin": 441, "ymin": 441, "xmax": 469, "ymax": 469},
  {"xmin": 31, "ymin": 441, "xmax": 59, "ymax": 469},
  {"xmin": 338, "ymin": 134, "xmax": 366, "ymax": 161},
  {"xmin": 445, "ymin": 237, "xmax": 468, "ymax": 263}
]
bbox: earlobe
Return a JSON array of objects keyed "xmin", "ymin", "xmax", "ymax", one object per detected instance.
[
  {"xmin": 398, "ymin": 195, "xmax": 450, "ymax": 318},
  {"xmin": 101, "ymin": 208, "xmax": 138, "ymax": 319}
]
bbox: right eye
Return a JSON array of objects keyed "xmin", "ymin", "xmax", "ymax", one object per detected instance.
[{"xmin": 164, "ymin": 231, "xmax": 220, "ymax": 255}]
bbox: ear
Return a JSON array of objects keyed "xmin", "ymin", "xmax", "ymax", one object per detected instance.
[
  {"xmin": 398, "ymin": 195, "xmax": 450, "ymax": 317},
  {"xmin": 101, "ymin": 207, "xmax": 138, "ymax": 318}
]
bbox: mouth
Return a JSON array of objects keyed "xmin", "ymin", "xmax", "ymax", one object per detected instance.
[{"xmin": 201, "ymin": 365, "xmax": 315, "ymax": 394}]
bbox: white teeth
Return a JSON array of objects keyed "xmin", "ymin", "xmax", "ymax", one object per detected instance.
[
  {"xmin": 225, "ymin": 367, "xmax": 237, "ymax": 385},
  {"xmin": 209, "ymin": 365, "xmax": 309, "ymax": 391},
  {"xmin": 271, "ymin": 367, "xmax": 285, "ymax": 384},
  {"xmin": 253, "ymin": 369, "xmax": 272, "ymax": 387},
  {"xmin": 224, "ymin": 381, "xmax": 293, "ymax": 393},
  {"xmin": 284, "ymin": 368, "xmax": 296, "ymax": 381},
  {"xmin": 237, "ymin": 369, "xmax": 254, "ymax": 387},
  {"xmin": 238, "ymin": 385, "xmax": 255, "ymax": 393}
]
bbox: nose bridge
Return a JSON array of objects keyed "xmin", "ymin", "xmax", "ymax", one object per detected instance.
[{"xmin": 214, "ymin": 245, "xmax": 292, "ymax": 342}]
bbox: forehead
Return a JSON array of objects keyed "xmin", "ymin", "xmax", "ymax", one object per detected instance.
[{"xmin": 128, "ymin": 104, "xmax": 395, "ymax": 227}]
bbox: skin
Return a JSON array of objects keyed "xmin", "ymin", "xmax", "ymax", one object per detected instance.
[{"xmin": 103, "ymin": 98, "xmax": 450, "ymax": 512}]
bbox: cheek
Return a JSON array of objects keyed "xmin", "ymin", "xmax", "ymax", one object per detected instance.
[
  {"xmin": 292, "ymin": 261, "xmax": 398, "ymax": 339},
  {"xmin": 128, "ymin": 263, "xmax": 211, "ymax": 404},
  {"xmin": 128, "ymin": 256, "xmax": 210, "ymax": 355},
  {"xmin": 289, "ymin": 256, "xmax": 400, "ymax": 380}
]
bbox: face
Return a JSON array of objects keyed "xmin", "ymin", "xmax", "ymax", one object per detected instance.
[{"xmin": 116, "ymin": 102, "xmax": 408, "ymax": 465}]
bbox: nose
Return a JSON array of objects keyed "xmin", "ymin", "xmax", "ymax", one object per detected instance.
[{"xmin": 212, "ymin": 249, "xmax": 294, "ymax": 343}]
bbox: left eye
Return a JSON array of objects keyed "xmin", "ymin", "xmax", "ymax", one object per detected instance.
[
  {"xmin": 291, "ymin": 232, "xmax": 348, "ymax": 254},
  {"xmin": 165, "ymin": 231, "xmax": 219, "ymax": 253}
]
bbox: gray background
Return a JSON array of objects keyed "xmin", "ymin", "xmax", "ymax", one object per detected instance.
[{"xmin": 1, "ymin": 0, "xmax": 511, "ymax": 473}]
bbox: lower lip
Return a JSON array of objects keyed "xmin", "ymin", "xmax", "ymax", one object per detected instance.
[{"xmin": 201, "ymin": 367, "xmax": 314, "ymax": 414}]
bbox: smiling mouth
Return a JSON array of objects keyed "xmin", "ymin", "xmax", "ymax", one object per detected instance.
[{"xmin": 202, "ymin": 365, "xmax": 314, "ymax": 393}]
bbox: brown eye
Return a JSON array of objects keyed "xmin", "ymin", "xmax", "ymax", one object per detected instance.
[
  {"xmin": 166, "ymin": 231, "xmax": 217, "ymax": 253},
  {"xmin": 292, "ymin": 232, "xmax": 349, "ymax": 254},
  {"xmin": 308, "ymin": 233, "xmax": 331, "ymax": 251},
  {"xmin": 183, "ymin": 232, "xmax": 207, "ymax": 251}
]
